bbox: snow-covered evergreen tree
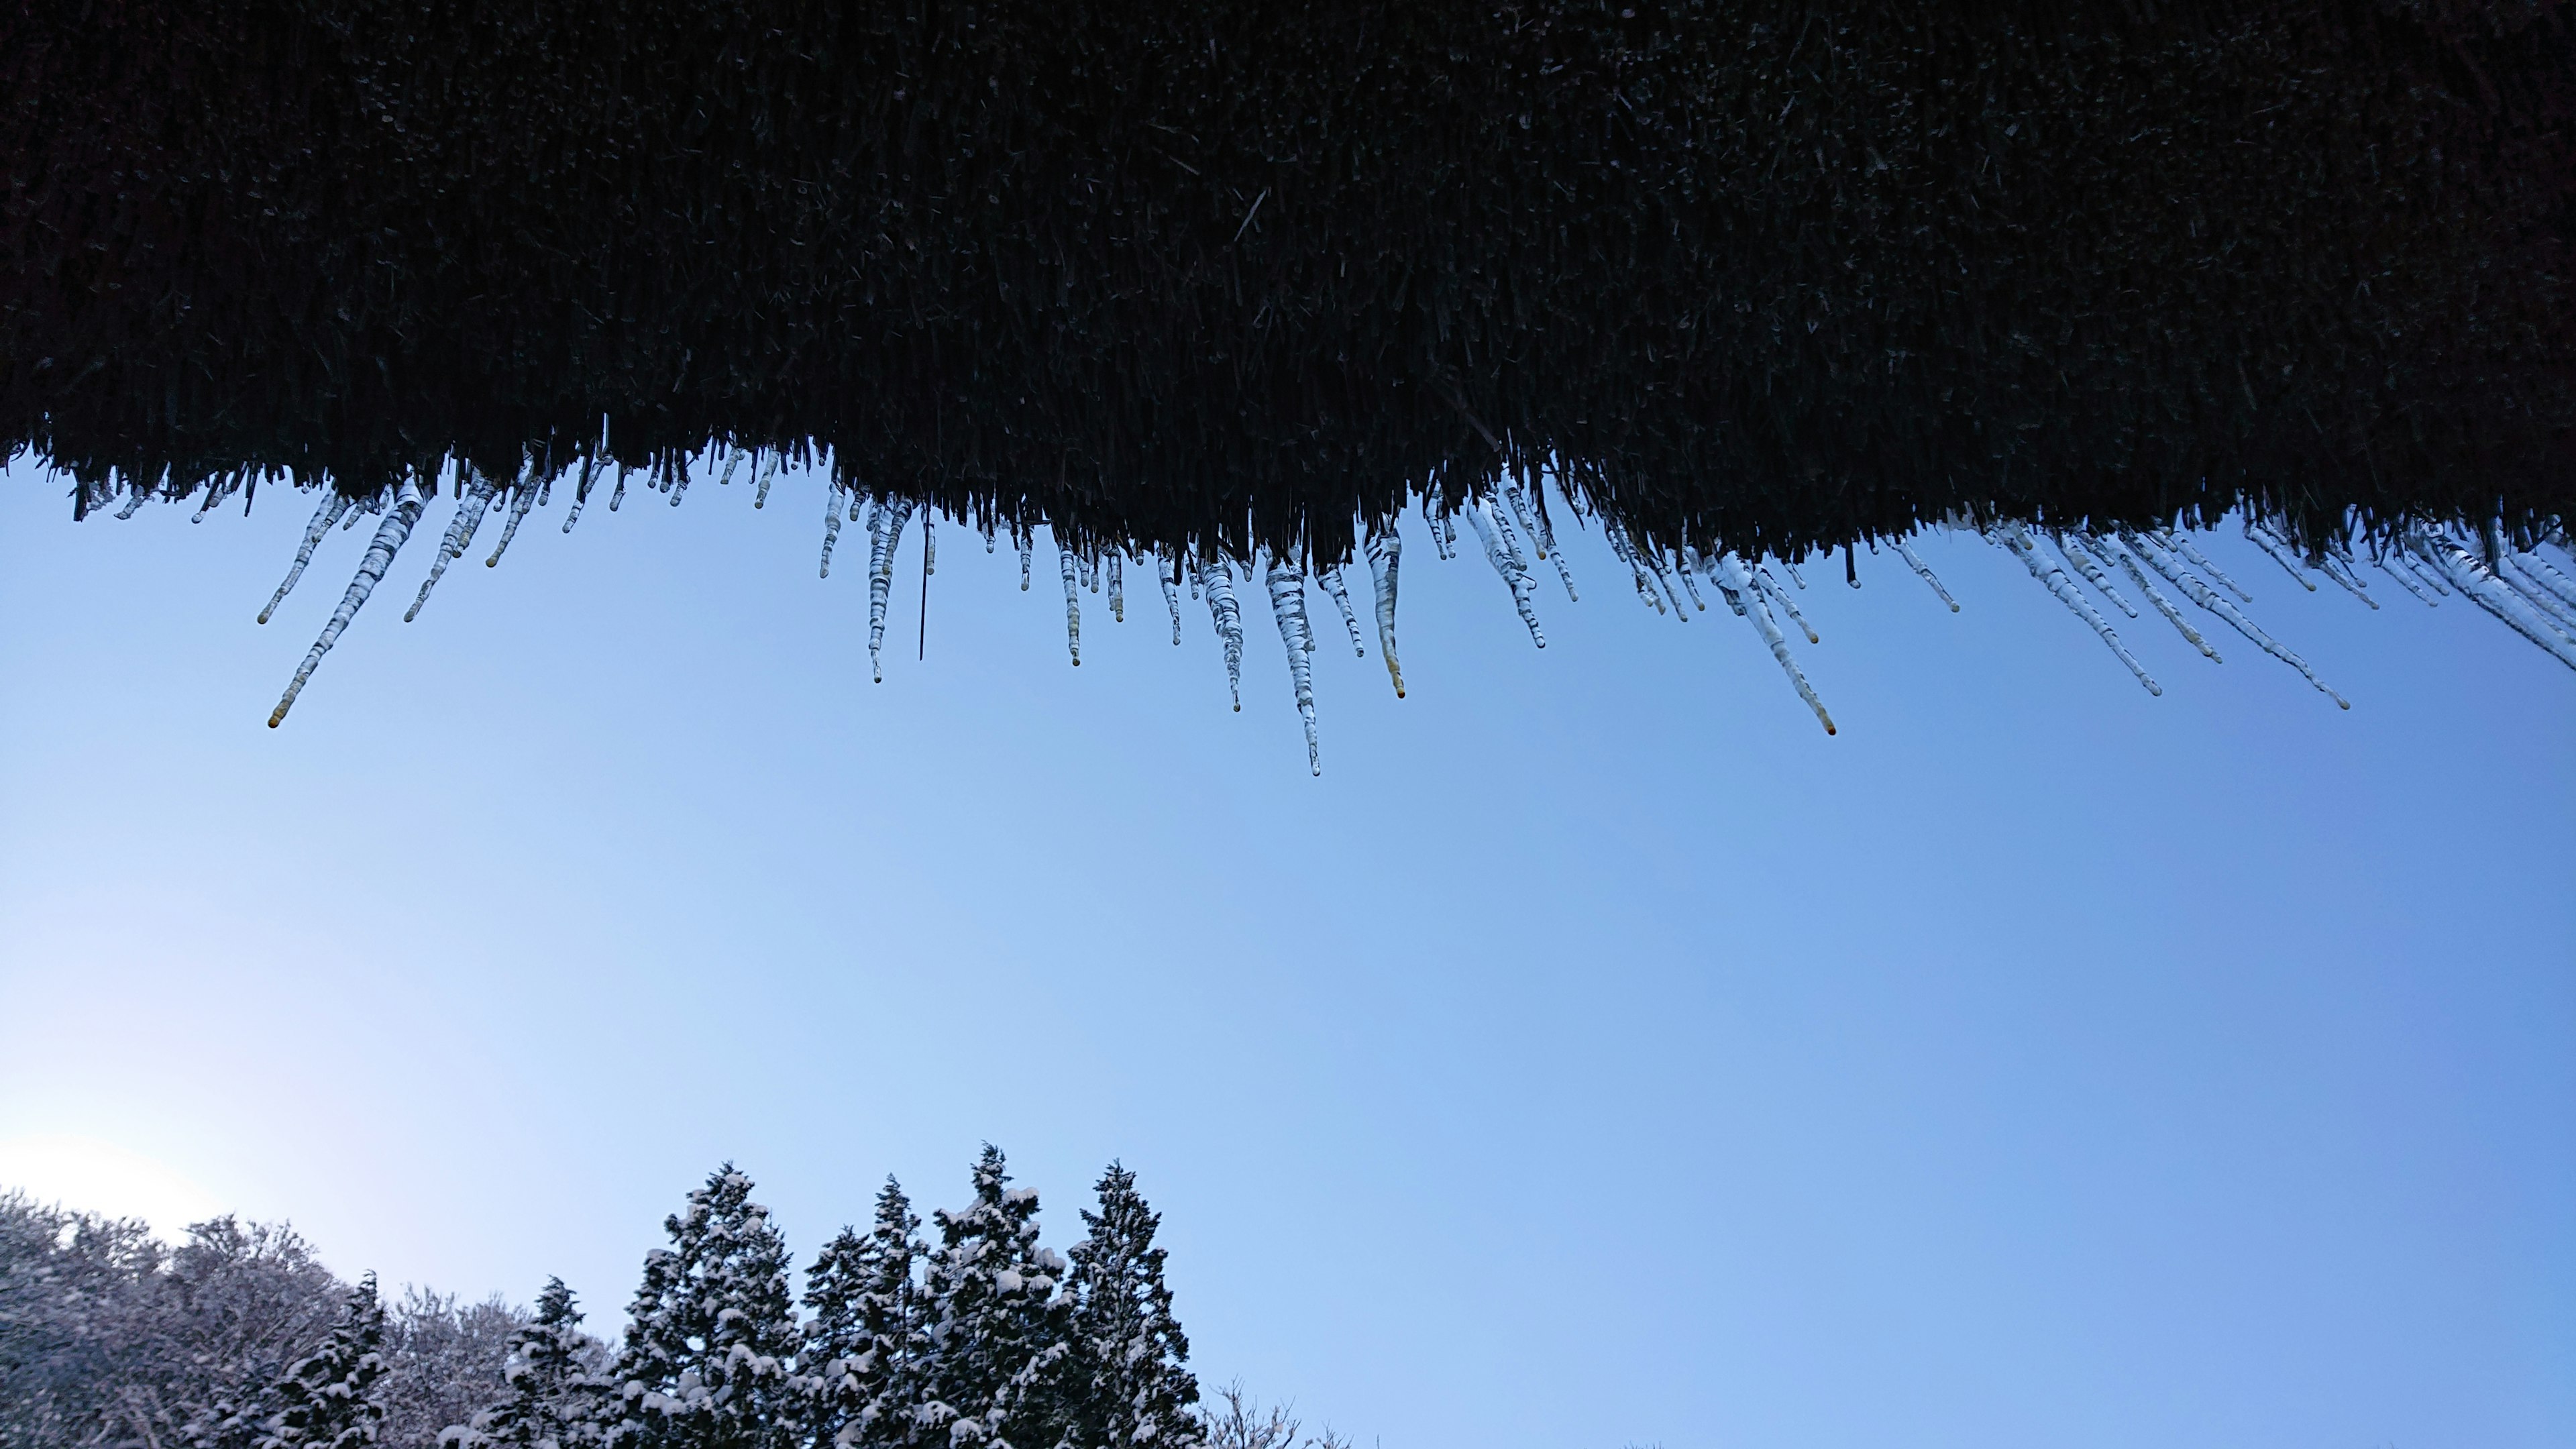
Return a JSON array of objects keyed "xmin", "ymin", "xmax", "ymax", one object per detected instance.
[
  {"xmin": 445, "ymin": 1279, "xmax": 607, "ymax": 1449},
  {"xmin": 800, "ymin": 1181, "xmax": 923, "ymax": 1448},
  {"xmin": 260, "ymin": 1273, "xmax": 388, "ymax": 1449},
  {"xmin": 607, "ymin": 1167, "xmax": 802, "ymax": 1449},
  {"xmin": 1063, "ymin": 1167, "xmax": 1201, "ymax": 1449},
  {"xmin": 912, "ymin": 1149, "xmax": 1073, "ymax": 1449}
]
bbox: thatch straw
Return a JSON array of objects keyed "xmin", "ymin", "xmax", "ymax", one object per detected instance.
[{"xmin": 5, "ymin": 0, "xmax": 2569, "ymax": 562}]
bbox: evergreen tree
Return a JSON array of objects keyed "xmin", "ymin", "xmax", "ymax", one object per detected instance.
[
  {"xmin": 801, "ymin": 1181, "xmax": 924, "ymax": 1448},
  {"xmin": 912, "ymin": 1148, "xmax": 1073, "ymax": 1449},
  {"xmin": 447, "ymin": 1279, "xmax": 606, "ymax": 1449},
  {"xmin": 608, "ymin": 1167, "xmax": 802, "ymax": 1449},
  {"xmin": 1063, "ymin": 1167, "xmax": 1201, "ymax": 1449},
  {"xmin": 261, "ymin": 1273, "xmax": 388, "ymax": 1449}
]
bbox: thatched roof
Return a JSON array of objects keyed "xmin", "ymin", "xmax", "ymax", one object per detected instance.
[{"xmin": 7, "ymin": 0, "xmax": 2571, "ymax": 561}]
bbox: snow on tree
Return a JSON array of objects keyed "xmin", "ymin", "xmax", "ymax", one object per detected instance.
[
  {"xmin": 606, "ymin": 1167, "xmax": 802, "ymax": 1449},
  {"xmin": 442, "ymin": 1278, "xmax": 608, "ymax": 1449},
  {"xmin": 259, "ymin": 1273, "xmax": 388, "ymax": 1449},
  {"xmin": 800, "ymin": 1181, "xmax": 925, "ymax": 1449},
  {"xmin": 380, "ymin": 1290, "xmax": 526, "ymax": 1449},
  {"xmin": 912, "ymin": 1148, "xmax": 1074, "ymax": 1449},
  {"xmin": 1063, "ymin": 1167, "xmax": 1201, "ymax": 1449}
]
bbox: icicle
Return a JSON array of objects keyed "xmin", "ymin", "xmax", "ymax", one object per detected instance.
[
  {"xmin": 114, "ymin": 488, "xmax": 152, "ymax": 521},
  {"xmin": 1504, "ymin": 484, "xmax": 1542, "ymax": 556},
  {"xmin": 2311, "ymin": 551, "xmax": 2381, "ymax": 610},
  {"xmin": 818, "ymin": 484, "xmax": 846, "ymax": 578},
  {"xmin": 2095, "ymin": 536, "xmax": 2220, "ymax": 661},
  {"xmin": 753, "ymin": 451, "xmax": 778, "ymax": 509},
  {"xmin": 1109, "ymin": 554, "xmax": 1125, "ymax": 623},
  {"xmin": 1889, "ymin": 537, "xmax": 1960, "ymax": 612},
  {"xmin": 1684, "ymin": 546, "xmax": 1746, "ymax": 615},
  {"xmin": 484, "ymin": 470, "xmax": 539, "ymax": 568},
  {"xmin": 259, "ymin": 492, "xmax": 354, "ymax": 623},
  {"xmin": 268, "ymin": 480, "xmax": 424, "ymax": 727},
  {"xmin": 2412, "ymin": 533, "xmax": 2576, "ymax": 673},
  {"xmin": 1464, "ymin": 498, "xmax": 1546, "ymax": 647},
  {"xmin": 2126, "ymin": 531, "xmax": 2345, "ymax": 705},
  {"xmin": 1266, "ymin": 561, "xmax": 1323, "ymax": 775},
  {"xmin": 1754, "ymin": 567, "xmax": 1817, "ymax": 643},
  {"xmin": 609, "ymin": 471, "xmax": 627, "ymax": 511},
  {"xmin": 405, "ymin": 478, "xmax": 494, "ymax": 621},
  {"xmin": 191, "ymin": 479, "xmax": 227, "ymax": 523},
  {"xmin": 561, "ymin": 458, "xmax": 598, "ymax": 534},
  {"xmin": 2501, "ymin": 557, "xmax": 2576, "ymax": 633},
  {"xmin": 1711, "ymin": 551, "xmax": 1837, "ymax": 735},
  {"xmin": 868, "ymin": 498, "xmax": 916, "ymax": 681},
  {"xmin": 2055, "ymin": 534, "xmax": 2139, "ymax": 617},
  {"xmin": 1421, "ymin": 498, "xmax": 1452, "ymax": 561},
  {"xmin": 1605, "ymin": 523, "xmax": 1667, "ymax": 615},
  {"xmin": 2243, "ymin": 521, "xmax": 2320, "ymax": 592},
  {"xmin": 667, "ymin": 463, "xmax": 690, "ymax": 507},
  {"xmin": 1056, "ymin": 538, "xmax": 1084, "ymax": 667},
  {"xmin": 716, "ymin": 449, "xmax": 741, "ymax": 489},
  {"xmin": 1440, "ymin": 511, "xmax": 1458, "ymax": 558},
  {"xmin": 1364, "ymin": 529, "xmax": 1405, "ymax": 697},
  {"xmin": 2390, "ymin": 545, "xmax": 2451, "ymax": 598},
  {"xmin": 341, "ymin": 496, "xmax": 378, "ymax": 530},
  {"xmin": 2502, "ymin": 560, "xmax": 2576, "ymax": 634},
  {"xmin": 2370, "ymin": 550, "xmax": 2440, "ymax": 606},
  {"xmin": 2157, "ymin": 529, "xmax": 2253, "ymax": 602},
  {"xmin": 2514, "ymin": 549, "xmax": 2576, "ymax": 610},
  {"xmin": 1636, "ymin": 546, "xmax": 1688, "ymax": 620},
  {"xmin": 1782, "ymin": 559, "xmax": 1809, "ymax": 590},
  {"xmin": 923, "ymin": 512, "xmax": 937, "ymax": 576},
  {"xmin": 1670, "ymin": 556, "xmax": 1703, "ymax": 612},
  {"xmin": 1159, "ymin": 550, "xmax": 1183, "ymax": 645},
  {"xmin": 1018, "ymin": 529, "xmax": 1034, "ymax": 591},
  {"xmin": 1318, "ymin": 566, "xmax": 1366, "ymax": 655},
  {"xmin": 1197, "ymin": 560, "xmax": 1245, "ymax": 709},
  {"xmin": 1994, "ymin": 525, "xmax": 2161, "ymax": 695}
]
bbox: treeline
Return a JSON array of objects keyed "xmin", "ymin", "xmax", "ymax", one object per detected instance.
[{"xmin": 2, "ymin": 1150, "xmax": 1340, "ymax": 1449}]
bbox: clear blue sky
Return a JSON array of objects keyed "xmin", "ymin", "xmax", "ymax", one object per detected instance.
[{"xmin": 2, "ymin": 464, "xmax": 2570, "ymax": 1448}]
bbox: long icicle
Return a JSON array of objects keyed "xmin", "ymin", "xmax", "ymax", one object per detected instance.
[
  {"xmin": 1995, "ymin": 525, "xmax": 2161, "ymax": 695},
  {"xmin": 2091, "ymin": 535, "xmax": 2220, "ymax": 660},
  {"xmin": 2126, "ymin": 531, "xmax": 2346, "ymax": 705},
  {"xmin": 2413, "ymin": 534, "xmax": 2576, "ymax": 672},
  {"xmin": 2157, "ymin": 528, "xmax": 2254, "ymax": 602},
  {"xmin": 1464, "ymin": 497, "xmax": 1546, "ymax": 646},
  {"xmin": 484, "ymin": 469, "xmax": 539, "ymax": 568},
  {"xmin": 2499, "ymin": 556, "xmax": 2576, "ymax": 632},
  {"xmin": 2370, "ymin": 549, "xmax": 2440, "ymax": 606},
  {"xmin": 259, "ymin": 492, "xmax": 353, "ymax": 624},
  {"xmin": 2242, "ymin": 521, "xmax": 2321, "ymax": 592},
  {"xmin": 268, "ymin": 480, "xmax": 425, "ymax": 728},
  {"xmin": 1607, "ymin": 524, "xmax": 1666, "ymax": 615},
  {"xmin": 1018, "ymin": 528, "xmax": 1034, "ymax": 591},
  {"xmin": 1889, "ymin": 536, "xmax": 1960, "ymax": 612},
  {"xmin": 1364, "ymin": 528, "xmax": 1405, "ymax": 698},
  {"xmin": 1159, "ymin": 550, "xmax": 1182, "ymax": 646},
  {"xmin": 1057, "ymin": 535, "xmax": 1083, "ymax": 667},
  {"xmin": 2513, "ymin": 549, "xmax": 2576, "ymax": 610},
  {"xmin": 1711, "ymin": 551, "xmax": 1836, "ymax": 735},
  {"xmin": 1318, "ymin": 566, "xmax": 1366, "ymax": 655},
  {"xmin": 1198, "ymin": 559, "xmax": 1244, "ymax": 710},
  {"xmin": 753, "ymin": 451, "xmax": 779, "ymax": 510},
  {"xmin": 405, "ymin": 476, "xmax": 495, "ymax": 621},
  {"xmin": 1754, "ymin": 567, "xmax": 1817, "ymax": 643},
  {"xmin": 2054, "ymin": 533, "xmax": 2139, "ymax": 617},
  {"xmin": 1108, "ymin": 553, "xmax": 1125, "ymax": 623},
  {"xmin": 1267, "ymin": 560, "xmax": 1322, "ymax": 775},
  {"xmin": 869, "ymin": 498, "xmax": 916, "ymax": 682}
]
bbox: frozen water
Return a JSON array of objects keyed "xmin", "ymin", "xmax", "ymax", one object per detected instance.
[
  {"xmin": 260, "ymin": 493, "xmax": 354, "ymax": 624},
  {"xmin": 268, "ymin": 479, "xmax": 425, "ymax": 728},
  {"xmin": 1364, "ymin": 528, "xmax": 1405, "ymax": 698},
  {"xmin": 1464, "ymin": 498, "xmax": 1546, "ymax": 647},
  {"xmin": 1318, "ymin": 567, "xmax": 1366, "ymax": 655},
  {"xmin": 2126, "ymin": 531, "xmax": 2345, "ymax": 706},
  {"xmin": 1266, "ymin": 561, "xmax": 1322, "ymax": 775},
  {"xmin": 1994, "ymin": 524, "xmax": 2161, "ymax": 695},
  {"xmin": 1889, "ymin": 537, "xmax": 1960, "ymax": 612}
]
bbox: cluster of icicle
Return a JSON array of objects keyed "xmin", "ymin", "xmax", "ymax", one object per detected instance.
[{"xmin": 126, "ymin": 447, "xmax": 2576, "ymax": 773}]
